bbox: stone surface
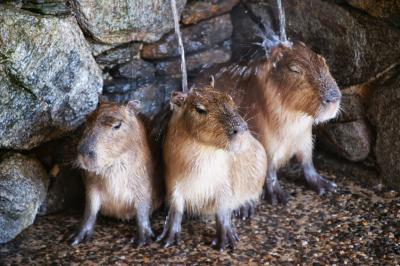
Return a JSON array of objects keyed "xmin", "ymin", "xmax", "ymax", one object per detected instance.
[
  {"xmin": 69, "ymin": 0, "xmax": 186, "ymax": 44},
  {"xmin": 21, "ymin": 1, "xmax": 71, "ymax": 16},
  {"xmin": 245, "ymin": 0, "xmax": 400, "ymax": 87},
  {"xmin": 230, "ymin": 4, "xmax": 272, "ymax": 61},
  {"xmin": 110, "ymin": 59, "xmax": 155, "ymax": 82},
  {"xmin": 181, "ymin": 0, "xmax": 239, "ymax": 25},
  {"xmin": 317, "ymin": 120, "xmax": 372, "ymax": 162},
  {"xmin": 141, "ymin": 14, "xmax": 233, "ymax": 59},
  {"xmin": 103, "ymin": 77, "xmax": 180, "ymax": 119},
  {"xmin": 368, "ymin": 65, "xmax": 400, "ymax": 190},
  {"xmin": 337, "ymin": 94, "xmax": 365, "ymax": 122},
  {"xmin": 155, "ymin": 46, "xmax": 231, "ymax": 76},
  {"xmin": 346, "ymin": 0, "xmax": 400, "ymax": 27},
  {"xmin": 0, "ymin": 6, "xmax": 102, "ymax": 150},
  {"xmin": 95, "ymin": 43, "xmax": 142, "ymax": 69},
  {"xmin": 0, "ymin": 153, "xmax": 48, "ymax": 244}
]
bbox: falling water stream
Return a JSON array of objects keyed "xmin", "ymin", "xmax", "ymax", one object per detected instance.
[
  {"xmin": 171, "ymin": 0, "xmax": 188, "ymax": 93},
  {"xmin": 276, "ymin": 0, "xmax": 288, "ymax": 43}
]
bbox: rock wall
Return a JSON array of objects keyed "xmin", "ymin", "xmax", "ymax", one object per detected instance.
[{"xmin": 0, "ymin": 0, "xmax": 399, "ymax": 242}]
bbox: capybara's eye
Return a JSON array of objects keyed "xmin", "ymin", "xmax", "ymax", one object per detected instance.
[
  {"xmin": 288, "ymin": 64, "xmax": 301, "ymax": 74},
  {"xmin": 113, "ymin": 121, "xmax": 122, "ymax": 130},
  {"xmin": 195, "ymin": 105, "xmax": 207, "ymax": 115}
]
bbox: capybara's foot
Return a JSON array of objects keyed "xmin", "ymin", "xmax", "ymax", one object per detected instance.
[
  {"xmin": 262, "ymin": 181, "xmax": 289, "ymax": 205},
  {"xmin": 211, "ymin": 224, "xmax": 239, "ymax": 251},
  {"xmin": 134, "ymin": 227, "xmax": 155, "ymax": 247},
  {"xmin": 306, "ymin": 174, "xmax": 337, "ymax": 195},
  {"xmin": 68, "ymin": 228, "xmax": 93, "ymax": 246},
  {"xmin": 156, "ymin": 229, "xmax": 181, "ymax": 248},
  {"xmin": 233, "ymin": 201, "xmax": 257, "ymax": 220}
]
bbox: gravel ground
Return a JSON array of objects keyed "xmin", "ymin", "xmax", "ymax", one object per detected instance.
[{"xmin": 1, "ymin": 169, "xmax": 399, "ymax": 265}]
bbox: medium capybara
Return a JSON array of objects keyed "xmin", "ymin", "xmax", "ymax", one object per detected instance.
[
  {"xmin": 157, "ymin": 85, "xmax": 267, "ymax": 250},
  {"xmin": 69, "ymin": 100, "xmax": 161, "ymax": 247},
  {"xmin": 197, "ymin": 42, "xmax": 341, "ymax": 204}
]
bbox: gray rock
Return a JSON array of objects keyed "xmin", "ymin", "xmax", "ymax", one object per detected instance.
[
  {"xmin": 155, "ymin": 46, "xmax": 231, "ymax": 76},
  {"xmin": 0, "ymin": 6, "xmax": 102, "ymax": 150},
  {"xmin": 245, "ymin": 0, "xmax": 400, "ymax": 87},
  {"xmin": 318, "ymin": 120, "xmax": 372, "ymax": 162},
  {"xmin": 69, "ymin": 0, "xmax": 186, "ymax": 44},
  {"xmin": 346, "ymin": 0, "xmax": 400, "ymax": 27},
  {"xmin": 337, "ymin": 94, "xmax": 365, "ymax": 122},
  {"xmin": 368, "ymin": 65, "xmax": 400, "ymax": 190},
  {"xmin": 21, "ymin": 1, "xmax": 71, "ymax": 16},
  {"xmin": 0, "ymin": 153, "xmax": 48, "ymax": 243},
  {"xmin": 95, "ymin": 43, "xmax": 142, "ymax": 69},
  {"xmin": 102, "ymin": 77, "xmax": 180, "ymax": 119},
  {"xmin": 141, "ymin": 14, "xmax": 233, "ymax": 59},
  {"xmin": 110, "ymin": 59, "xmax": 155, "ymax": 82},
  {"xmin": 181, "ymin": 0, "xmax": 239, "ymax": 25}
]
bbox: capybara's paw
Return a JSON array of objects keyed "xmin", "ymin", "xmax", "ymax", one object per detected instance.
[
  {"xmin": 307, "ymin": 175, "xmax": 337, "ymax": 195},
  {"xmin": 262, "ymin": 182, "xmax": 289, "ymax": 205},
  {"xmin": 233, "ymin": 201, "xmax": 257, "ymax": 220},
  {"xmin": 68, "ymin": 228, "xmax": 93, "ymax": 246},
  {"xmin": 211, "ymin": 226, "xmax": 239, "ymax": 251},
  {"xmin": 156, "ymin": 229, "xmax": 181, "ymax": 248}
]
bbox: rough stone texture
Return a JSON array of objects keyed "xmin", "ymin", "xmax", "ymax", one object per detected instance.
[
  {"xmin": 95, "ymin": 43, "xmax": 142, "ymax": 69},
  {"xmin": 69, "ymin": 0, "xmax": 186, "ymax": 44},
  {"xmin": 317, "ymin": 120, "xmax": 372, "ymax": 162},
  {"xmin": 0, "ymin": 6, "xmax": 102, "ymax": 150},
  {"xmin": 21, "ymin": 1, "xmax": 71, "ymax": 16},
  {"xmin": 368, "ymin": 65, "xmax": 400, "ymax": 190},
  {"xmin": 337, "ymin": 94, "xmax": 365, "ymax": 122},
  {"xmin": 141, "ymin": 14, "xmax": 233, "ymax": 59},
  {"xmin": 346, "ymin": 0, "xmax": 400, "ymax": 27},
  {"xmin": 103, "ymin": 77, "xmax": 180, "ymax": 119},
  {"xmin": 230, "ymin": 4, "xmax": 272, "ymax": 61},
  {"xmin": 110, "ymin": 59, "xmax": 155, "ymax": 82},
  {"xmin": 155, "ymin": 47, "xmax": 231, "ymax": 76},
  {"xmin": 0, "ymin": 153, "xmax": 48, "ymax": 244},
  {"xmin": 246, "ymin": 0, "xmax": 400, "ymax": 87},
  {"xmin": 181, "ymin": 0, "xmax": 239, "ymax": 25}
]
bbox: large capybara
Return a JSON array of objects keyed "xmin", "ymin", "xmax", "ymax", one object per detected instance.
[
  {"xmin": 197, "ymin": 42, "xmax": 342, "ymax": 204},
  {"xmin": 69, "ymin": 100, "xmax": 162, "ymax": 247},
  {"xmin": 157, "ymin": 84, "xmax": 267, "ymax": 250}
]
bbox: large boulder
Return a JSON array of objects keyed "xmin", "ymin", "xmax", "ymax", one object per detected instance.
[
  {"xmin": 0, "ymin": 153, "xmax": 48, "ymax": 243},
  {"xmin": 245, "ymin": 0, "xmax": 400, "ymax": 87},
  {"xmin": 0, "ymin": 6, "xmax": 102, "ymax": 150},
  {"xmin": 141, "ymin": 14, "xmax": 233, "ymax": 59},
  {"xmin": 69, "ymin": 0, "xmax": 186, "ymax": 44},
  {"xmin": 346, "ymin": 0, "xmax": 400, "ymax": 27},
  {"xmin": 368, "ymin": 65, "xmax": 400, "ymax": 190}
]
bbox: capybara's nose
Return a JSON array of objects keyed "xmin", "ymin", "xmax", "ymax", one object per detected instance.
[
  {"xmin": 229, "ymin": 123, "xmax": 248, "ymax": 137},
  {"xmin": 323, "ymin": 88, "xmax": 342, "ymax": 103},
  {"xmin": 78, "ymin": 141, "xmax": 96, "ymax": 159}
]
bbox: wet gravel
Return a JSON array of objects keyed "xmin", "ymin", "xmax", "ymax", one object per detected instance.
[{"xmin": 1, "ymin": 170, "xmax": 399, "ymax": 265}]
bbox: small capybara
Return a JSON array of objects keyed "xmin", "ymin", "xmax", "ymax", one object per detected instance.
[
  {"xmin": 69, "ymin": 100, "xmax": 161, "ymax": 247},
  {"xmin": 157, "ymin": 84, "xmax": 267, "ymax": 250},
  {"xmin": 197, "ymin": 42, "xmax": 341, "ymax": 204}
]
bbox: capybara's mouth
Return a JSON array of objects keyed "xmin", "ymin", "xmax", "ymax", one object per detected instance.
[
  {"xmin": 228, "ymin": 131, "xmax": 248, "ymax": 153},
  {"xmin": 77, "ymin": 154, "xmax": 98, "ymax": 172},
  {"xmin": 315, "ymin": 100, "xmax": 341, "ymax": 124}
]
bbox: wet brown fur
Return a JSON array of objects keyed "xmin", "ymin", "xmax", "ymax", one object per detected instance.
[
  {"xmin": 78, "ymin": 102, "xmax": 162, "ymax": 220},
  {"xmin": 163, "ymin": 86, "xmax": 267, "ymax": 215}
]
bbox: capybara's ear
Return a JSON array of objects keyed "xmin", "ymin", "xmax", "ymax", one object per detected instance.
[
  {"xmin": 127, "ymin": 99, "xmax": 140, "ymax": 114},
  {"xmin": 170, "ymin": 91, "xmax": 187, "ymax": 108}
]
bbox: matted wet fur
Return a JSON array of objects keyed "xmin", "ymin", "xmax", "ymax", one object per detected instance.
[
  {"xmin": 69, "ymin": 101, "xmax": 162, "ymax": 247},
  {"xmin": 196, "ymin": 42, "xmax": 341, "ymax": 204},
  {"xmin": 157, "ymin": 86, "xmax": 267, "ymax": 250}
]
